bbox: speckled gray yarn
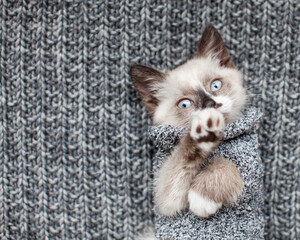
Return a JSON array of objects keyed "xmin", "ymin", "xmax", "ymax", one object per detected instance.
[
  {"xmin": 149, "ymin": 108, "xmax": 264, "ymax": 239},
  {"xmin": 0, "ymin": 1, "xmax": 299, "ymax": 240}
]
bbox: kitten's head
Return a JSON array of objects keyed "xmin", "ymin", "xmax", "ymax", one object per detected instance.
[{"xmin": 130, "ymin": 25, "xmax": 247, "ymax": 127}]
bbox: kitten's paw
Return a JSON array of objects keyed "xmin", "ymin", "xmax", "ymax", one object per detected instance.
[
  {"xmin": 188, "ymin": 190, "xmax": 222, "ymax": 218},
  {"xmin": 156, "ymin": 193, "xmax": 188, "ymax": 216},
  {"xmin": 190, "ymin": 108, "xmax": 225, "ymax": 151},
  {"xmin": 188, "ymin": 157, "xmax": 243, "ymax": 216}
]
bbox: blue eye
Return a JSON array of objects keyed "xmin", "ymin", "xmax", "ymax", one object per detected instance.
[
  {"xmin": 211, "ymin": 79, "xmax": 222, "ymax": 92},
  {"xmin": 177, "ymin": 99, "xmax": 193, "ymax": 109}
]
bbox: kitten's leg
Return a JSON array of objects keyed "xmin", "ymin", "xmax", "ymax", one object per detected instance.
[
  {"xmin": 187, "ymin": 108, "xmax": 235, "ymax": 217},
  {"xmin": 188, "ymin": 157, "xmax": 243, "ymax": 218},
  {"xmin": 188, "ymin": 109, "xmax": 243, "ymax": 217},
  {"xmin": 155, "ymin": 108, "xmax": 224, "ymax": 216},
  {"xmin": 154, "ymin": 143, "xmax": 199, "ymax": 216}
]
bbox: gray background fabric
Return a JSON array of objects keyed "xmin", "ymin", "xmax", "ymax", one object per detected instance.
[{"xmin": 0, "ymin": 1, "xmax": 299, "ymax": 240}]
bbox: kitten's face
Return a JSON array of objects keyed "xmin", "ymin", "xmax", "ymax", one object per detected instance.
[
  {"xmin": 130, "ymin": 25, "xmax": 247, "ymax": 127},
  {"xmin": 153, "ymin": 57, "xmax": 246, "ymax": 126}
]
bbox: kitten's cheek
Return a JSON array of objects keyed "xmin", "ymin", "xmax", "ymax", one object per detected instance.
[
  {"xmin": 217, "ymin": 104, "xmax": 231, "ymax": 118},
  {"xmin": 222, "ymin": 113, "xmax": 230, "ymax": 123},
  {"xmin": 211, "ymin": 105, "xmax": 229, "ymax": 123},
  {"xmin": 212, "ymin": 96, "xmax": 233, "ymax": 113}
]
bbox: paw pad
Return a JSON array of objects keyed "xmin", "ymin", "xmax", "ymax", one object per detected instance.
[
  {"xmin": 196, "ymin": 126, "xmax": 201, "ymax": 134},
  {"xmin": 207, "ymin": 118, "xmax": 213, "ymax": 128},
  {"xmin": 190, "ymin": 109, "xmax": 225, "ymax": 144}
]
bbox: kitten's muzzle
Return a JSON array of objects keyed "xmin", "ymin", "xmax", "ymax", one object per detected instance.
[
  {"xmin": 197, "ymin": 90, "xmax": 218, "ymax": 109},
  {"xmin": 203, "ymin": 99, "xmax": 216, "ymax": 108}
]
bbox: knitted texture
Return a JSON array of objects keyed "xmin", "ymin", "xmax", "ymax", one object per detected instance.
[
  {"xmin": 0, "ymin": 1, "xmax": 299, "ymax": 239},
  {"xmin": 149, "ymin": 108, "xmax": 264, "ymax": 239}
]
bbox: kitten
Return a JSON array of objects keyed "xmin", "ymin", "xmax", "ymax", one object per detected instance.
[{"xmin": 131, "ymin": 25, "xmax": 246, "ymax": 238}]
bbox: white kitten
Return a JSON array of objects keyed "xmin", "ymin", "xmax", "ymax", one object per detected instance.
[{"xmin": 131, "ymin": 25, "xmax": 246, "ymax": 239}]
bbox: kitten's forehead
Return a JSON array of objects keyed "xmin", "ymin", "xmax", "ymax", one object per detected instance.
[{"xmin": 166, "ymin": 57, "xmax": 221, "ymax": 92}]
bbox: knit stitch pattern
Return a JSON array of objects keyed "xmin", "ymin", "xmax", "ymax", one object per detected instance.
[
  {"xmin": 0, "ymin": 1, "xmax": 299, "ymax": 239},
  {"xmin": 149, "ymin": 108, "xmax": 264, "ymax": 239}
]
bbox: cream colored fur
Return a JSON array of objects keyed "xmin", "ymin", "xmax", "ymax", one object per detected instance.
[{"xmin": 153, "ymin": 56, "xmax": 246, "ymax": 126}]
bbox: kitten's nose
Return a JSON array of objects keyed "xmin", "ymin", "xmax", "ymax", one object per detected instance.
[
  {"xmin": 203, "ymin": 99, "xmax": 216, "ymax": 108},
  {"xmin": 198, "ymin": 90, "xmax": 217, "ymax": 109}
]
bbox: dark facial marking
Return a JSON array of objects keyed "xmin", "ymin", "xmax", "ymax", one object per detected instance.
[{"xmin": 197, "ymin": 90, "xmax": 216, "ymax": 109}]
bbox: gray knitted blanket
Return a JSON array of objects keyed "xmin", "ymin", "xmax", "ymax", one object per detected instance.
[
  {"xmin": 149, "ymin": 108, "xmax": 264, "ymax": 239},
  {"xmin": 0, "ymin": 1, "xmax": 299, "ymax": 239}
]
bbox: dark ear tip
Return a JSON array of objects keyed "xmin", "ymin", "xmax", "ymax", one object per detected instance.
[
  {"xmin": 130, "ymin": 64, "xmax": 165, "ymax": 80},
  {"xmin": 129, "ymin": 63, "xmax": 138, "ymax": 71},
  {"xmin": 197, "ymin": 25, "xmax": 234, "ymax": 68},
  {"xmin": 130, "ymin": 63, "xmax": 140, "ymax": 68},
  {"xmin": 204, "ymin": 24, "xmax": 215, "ymax": 30},
  {"xmin": 130, "ymin": 64, "xmax": 148, "ymax": 71},
  {"xmin": 129, "ymin": 65, "xmax": 135, "ymax": 77},
  {"xmin": 203, "ymin": 24, "xmax": 220, "ymax": 36},
  {"xmin": 129, "ymin": 64, "xmax": 143, "ymax": 77}
]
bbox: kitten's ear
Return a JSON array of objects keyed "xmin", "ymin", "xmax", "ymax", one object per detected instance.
[
  {"xmin": 130, "ymin": 64, "xmax": 165, "ymax": 114},
  {"xmin": 196, "ymin": 25, "xmax": 235, "ymax": 68}
]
